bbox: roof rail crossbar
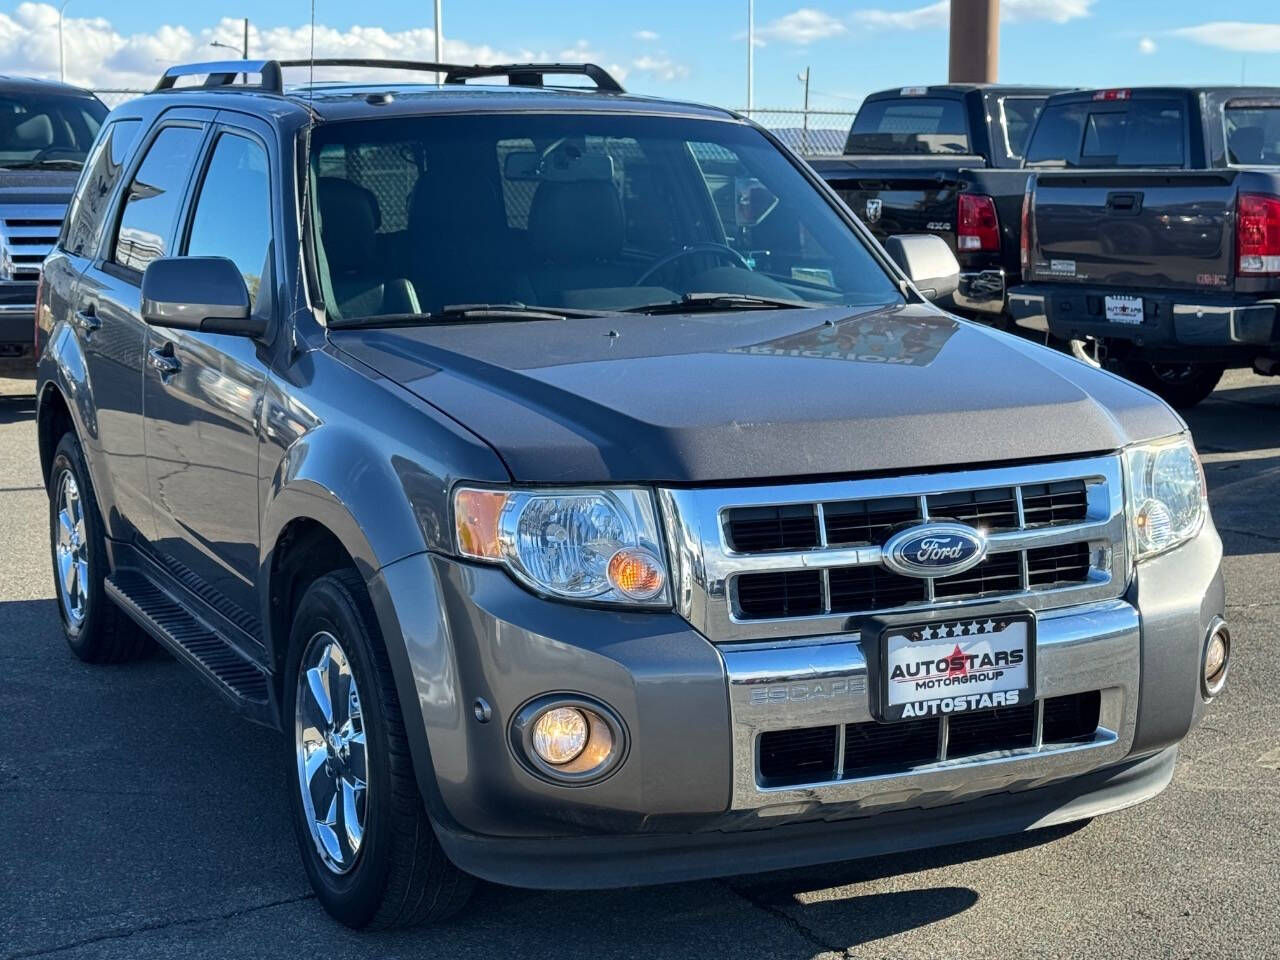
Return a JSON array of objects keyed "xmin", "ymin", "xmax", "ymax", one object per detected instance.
[
  {"xmin": 444, "ymin": 63, "xmax": 624, "ymax": 93},
  {"xmin": 154, "ymin": 59, "xmax": 284, "ymax": 93},
  {"xmin": 153, "ymin": 58, "xmax": 625, "ymax": 96}
]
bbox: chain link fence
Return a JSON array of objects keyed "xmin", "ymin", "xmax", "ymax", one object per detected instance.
[
  {"xmin": 739, "ymin": 109, "xmax": 855, "ymax": 157},
  {"xmin": 92, "ymin": 89, "xmax": 147, "ymax": 108}
]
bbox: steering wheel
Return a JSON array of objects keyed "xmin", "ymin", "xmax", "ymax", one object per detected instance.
[{"xmin": 633, "ymin": 242, "xmax": 751, "ymax": 287}]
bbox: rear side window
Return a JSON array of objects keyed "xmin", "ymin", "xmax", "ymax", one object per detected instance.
[
  {"xmin": 999, "ymin": 97, "xmax": 1045, "ymax": 159},
  {"xmin": 845, "ymin": 98, "xmax": 970, "ymax": 155},
  {"xmin": 62, "ymin": 118, "xmax": 141, "ymax": 256},
  {"xmin": 112, "ymin": 125, "xmax": 203, "ymax": 272},
  {"xmin": 185, "ymin": 133, "xmax": 272, "ymax": 310},
  {"xmin": 1225, "ymin": 105, "xmax": 1280, "ymax": 165},
  {"xmin": 1026, "ymin": 99, "xmax": 1185, "ymax": 167}
]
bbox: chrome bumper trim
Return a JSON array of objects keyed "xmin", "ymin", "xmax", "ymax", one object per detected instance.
[{"xmin": 722, "ymin": 597, "xmax": 1140, "ymax": 812}]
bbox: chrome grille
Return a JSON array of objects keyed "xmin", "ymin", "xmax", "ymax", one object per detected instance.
[
  {"xmin": 0, "ymin": 204, "xmax": 65, "ymax": 281},
  {"xmin": 659, "ymin": 455, "xmax": 1128, "ymax": 643}
]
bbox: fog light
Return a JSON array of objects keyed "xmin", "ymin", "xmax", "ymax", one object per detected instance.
[
  {"xmin": 512, "ymin": 696, "xmax": 627, "ymax": 783},
  {"xmin": 531, "ymin": 707, "xmax": 588, "ymax": 765},
  {"xmin": 1202, "ymin": 620, "xmax": 1230, "ymax": 699}
]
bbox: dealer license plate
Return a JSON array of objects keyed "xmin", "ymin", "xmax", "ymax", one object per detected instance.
[
  {"xmin": 879, "ymin": 615, "xmax": 1035, "ymax": 722},
  {"xmin": 1104, "ymin": 295, "xmax": 1144, "ymax": 324}
]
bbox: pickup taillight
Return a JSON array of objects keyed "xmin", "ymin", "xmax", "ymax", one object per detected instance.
[
  {"xmin": 1237, "ymin": 193, "xmax": 1280, "ymax": 276},
  {"xmin": 1020, "ymin": 182, "xmax": 1033, "ymax": 275},
  {"xmin": 957, "ymin": 194, "xmax": 1000, "ymax": 252}
]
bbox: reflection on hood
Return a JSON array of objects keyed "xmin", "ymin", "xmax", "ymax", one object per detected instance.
[{"xmin": 728, "ymin": 311, "xmax": 960, "ymax": 367}]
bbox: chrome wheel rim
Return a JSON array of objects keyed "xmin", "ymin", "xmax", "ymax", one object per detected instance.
[
  {"xmin": 295, "ymin": 631, "xmax": 368, "ymax": 875},
  {"xmin": 54, "ymin": 469, "xmax": 89, "ymax": 627}
]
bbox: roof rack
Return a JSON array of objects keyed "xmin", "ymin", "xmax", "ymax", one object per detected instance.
[{"xmin": 153, "ymin": 59, "xmax": 625, "ymax": 95}]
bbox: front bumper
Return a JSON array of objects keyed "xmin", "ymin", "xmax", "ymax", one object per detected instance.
[
  {"xmin": 1009, "ymin": 284, "xmax": 1279, "ymax": 359},
  {"xmin": 373, "ymin": 522, "xmax": 1224, "ymax": 889},
  {"xmin": 0, "ymin": 286, "xmax": 36, "ymax": 375}
]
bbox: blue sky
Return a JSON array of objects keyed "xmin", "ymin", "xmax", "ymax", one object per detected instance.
[{"xmin": 2, "ymin": 0, "xmax": 1278, "ymax": 113}]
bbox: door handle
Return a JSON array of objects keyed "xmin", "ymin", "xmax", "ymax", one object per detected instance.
[
  {"xmin": 73, "ymin": 308, "xmax": 100, "ymax": 334},
  {"xmin": 148, "ymin": 346, "xmax": 181, "ymax": 378}
]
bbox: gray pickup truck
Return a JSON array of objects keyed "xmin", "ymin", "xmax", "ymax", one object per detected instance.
[
  {"xmin": 35, "ymin": 60, "xmax": 1228, "ymax": 929},
  {"xmin": 0, "ymin": 77, "xmax": 106, "ymax": 375},
  {"xmin": 1010, "ymin": 86, "xmax": 1280, "ymax": 407}
]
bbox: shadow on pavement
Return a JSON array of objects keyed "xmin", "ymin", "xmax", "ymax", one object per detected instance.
[{"xmin": 0, "ymin": 395, "xmax": 36, "ymax": 424}]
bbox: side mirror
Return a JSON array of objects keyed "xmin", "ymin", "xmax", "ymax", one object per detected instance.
[
  {"xmin": 883, "ymin": 234, "xmax": 961, "ymax": 303},
  {"xmin": 140, "ymin": 257, "xmax": 264, "ymax": 336}
]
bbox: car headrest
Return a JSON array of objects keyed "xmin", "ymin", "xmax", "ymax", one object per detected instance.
[
  {"xmin": 528, "ymin": 179, "xmax": 624, "ymax": 264},
  {"xmin": 1229, "ymin": 125, "xmax": 1265, "ymax": 164},
  {"xmin": 316, "ymin": 177, "xmax": 381, "ymax": 274},
  {"xmin": 12, "ymin": 114, "xmax": 53, "ymax": 148}
]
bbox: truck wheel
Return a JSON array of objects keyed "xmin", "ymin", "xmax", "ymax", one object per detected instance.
[
  {"xmin": 47, "ymin": 432, "xmax": 150, "ymax": 662},
  {"xmin": 1125, "ymin": 362, "xmax": 1225, "ymax": 409},
  {"xmin": 284, "ymin": 569, "xmax": 474, "ymax": 928}
]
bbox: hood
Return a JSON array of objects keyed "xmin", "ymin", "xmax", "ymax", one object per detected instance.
[{"xmin": 329, "ymin": 303, "xmax": 1184, "ymax": 484}]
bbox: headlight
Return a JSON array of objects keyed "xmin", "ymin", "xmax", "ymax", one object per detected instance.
[
  {"xmin": 1124, "ymin": 435, "xmax": 1207, "ymax": 560},
  {"xmin": 453, "ymin": 486, "xmax": 669, "ymax": 606}
]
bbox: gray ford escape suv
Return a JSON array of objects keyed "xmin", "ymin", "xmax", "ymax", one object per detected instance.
[{"xmin": 34, "ymin": 60, "xmax": 1229, "ymax": 928}]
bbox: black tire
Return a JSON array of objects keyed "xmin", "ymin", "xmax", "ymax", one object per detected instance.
[
  {"xmin": 1123, "ymin": 361, "xmax": 1225, "ymax": 410},
  {"xmin": 284, "ymin": 569, "xmax": 474, "ymax": 929},
  {"xmin": 47, "ymin": 431, "xmax": 150, "ymax": 663}
]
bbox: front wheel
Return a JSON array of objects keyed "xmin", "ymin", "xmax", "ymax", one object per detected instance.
[{"xmin": 284, "ymin": 570, "xmax": 474, "ymax": 928}]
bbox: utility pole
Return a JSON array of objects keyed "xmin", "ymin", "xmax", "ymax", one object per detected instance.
[
  {"xmin": 948, "ymin": 0, "xmax": 999, "ymax": 83},
  {"xmin": 746, "ymin": 0, "xmax": 754, "ymax": 116},
  {"xmin": 799, "ymin": 67, "xmax": 811, "ymax": 155},
  {"xmin": 434, "ymin": 0, "xmax": 443, "ymax": 63},
  {"xmin": 58, "ymin": 0, "xmax": 71, "ymax": 82},
  {"xmin": 242, "ymin": 17, "xmax": 249, "ymax": 59}
]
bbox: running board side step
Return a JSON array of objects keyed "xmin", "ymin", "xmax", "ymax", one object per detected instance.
[{"xmin": 105, "ymin": 570, "xmax": 276, "ymax": 726}]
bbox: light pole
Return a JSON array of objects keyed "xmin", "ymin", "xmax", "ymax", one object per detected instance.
[
  {"xmin": 746, "ymin": 0, "xmax": 754, "ymax": 116},
  {"xmin": 210, "ymin": 19, "xmax": 249, "ymax": 59},
  {"xmin": 434, "ymin": 0, "xmax": 443, "ymax": 63},
  {"xmin": 58, "ymin": 0, "xmax": 71, "ymax": 83}
]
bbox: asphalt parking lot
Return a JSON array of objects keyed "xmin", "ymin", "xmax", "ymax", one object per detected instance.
[{"xmin": 2, "ymin": 369, "xmax": 1277, "ymax": 960}]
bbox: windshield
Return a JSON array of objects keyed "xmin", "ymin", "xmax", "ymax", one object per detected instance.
[
  {"xmin": 0, "ymin": 94, "xmax": 106, "ymax": 169},
  {"xmin": 308, "ymin": 112, "xmax": 903, "ymax": 322},
  {"xmin": 844, "ymin": 97, "xmax": 971, "ymax": 155}
]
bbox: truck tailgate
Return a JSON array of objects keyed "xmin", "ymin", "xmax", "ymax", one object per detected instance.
[{"xmin": 1029, "ymin": 171, "xmax": 1239, "ymax": 290}]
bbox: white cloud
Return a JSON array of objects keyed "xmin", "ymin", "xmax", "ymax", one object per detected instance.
[
  {"xmin": 756, "ymin": 8, "xmax": 848, "ymax": 46},
  {"xmin": 1138, "ymin": 36, "xmax": 1157, "ymax": 54},
  {"xmin": 634, "ymin": 29, "xmax": 660, "ymax": 42},
  {"xmin": 0, "ymin": 3, "xmax": 626, "ymax": 91},
  {"xmin": 855, "ymin": 0, "xmax": 1094, "ymax": 30},
  {"xmin": 1170, "ymin": 21, "xmax": 1280, "ymax": 53},
  {"xmin": 631, "ymin": 54, "xmax": 689, "ymax": 81}
]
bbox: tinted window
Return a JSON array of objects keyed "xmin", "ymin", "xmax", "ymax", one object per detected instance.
[
  {"xmin": 1000, "ymin": 97, "xmax": 1045, "ymax": 158},
  {"xmin": 0, "ymin": 94, "xmax": 107, "ymax": 168},
  {"xmin": 185, "ymin": 133, "xmax": 272, "ymax": 309},
  {"xmin": 846, "ymin": 98, "xmax": 970, "ymax": 155},
  {"xmin": 1225, "ymin": 105, "xmax": 1280, "ymax": 165},
  {"xmin": 311, "ymin": 113, "xmax": 902, "ymax": 321},
  {"xmin": 1027, "ymin": 99, "xmax": 1185, "ymax": 167},
  {"xmin": 113, "ymin": 126, "xmax": 203, "ymax": 272},
  {"xmin": 63, "ymin": 118, "xmax": 141, "ymax": 256}
]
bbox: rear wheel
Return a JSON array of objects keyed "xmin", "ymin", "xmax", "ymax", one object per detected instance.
[
  {"xmin": 1067, "ymin": 337, "xmax": 1224, "ymax": 409},
  {"xmin": 284, "ymin": 570, "xmax": 474, "ymax": 928},
  {"xmin": 47, "ymin": 432, "xmax": 149, "ymax": 662}
]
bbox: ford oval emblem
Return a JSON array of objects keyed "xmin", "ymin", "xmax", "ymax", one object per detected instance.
[{"xmin": 882, "ymin": 523, "xmax": 988, "ymax": 579}]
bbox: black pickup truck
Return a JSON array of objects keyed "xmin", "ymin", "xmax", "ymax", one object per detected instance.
[
  {"xmin": 1009, "ymin": 86, "xmax": 1280, "ymax": 407},
  {"xmin": 809, "ymin": 84, "xmax": 1064, "ymax": 319}
]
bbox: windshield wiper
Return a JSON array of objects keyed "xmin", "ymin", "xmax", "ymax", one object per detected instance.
[
  {"xmin": 0, "ymin": 158, "xmax": 83, "ymax": 170},
  {"xmin": 623, "ymin": 292, "xmax": 818, "ymax": 315},
  {"xmin": 330, "ymin": 302, "xmax": 619, "ymax": 328}
]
